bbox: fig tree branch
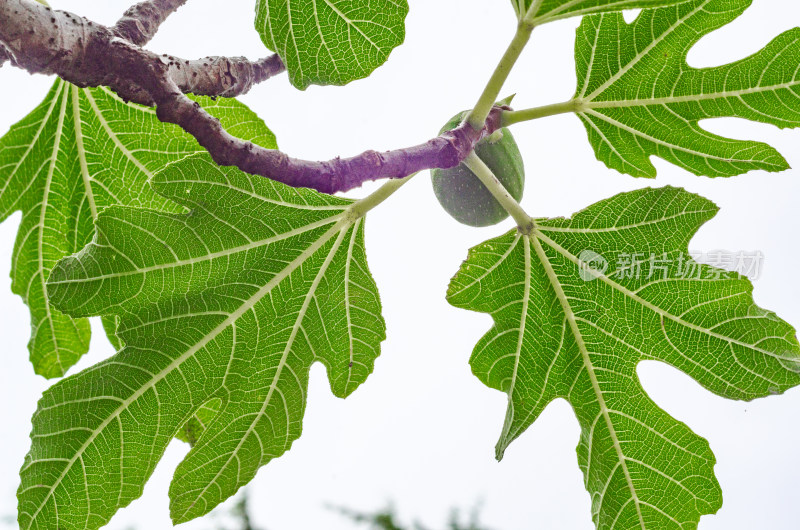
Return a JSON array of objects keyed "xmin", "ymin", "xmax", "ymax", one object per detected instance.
[
  {"xmin": 163, "ymin": 53, "xmax": 286, "ymax": 100},
  {"xmin": 113, "ymin": 0, "xmax": 189, "ymax": 46},
  {"xmin": 0, "ymin": 0, "xmax": 506, "ymax": 194},
  {"xmin": 113, "ymin": 0, "xmax": 287, "ymax": 101},
  {"xmin": 0, "ymin": 0, "xmax": 285, "ymax": 105}
]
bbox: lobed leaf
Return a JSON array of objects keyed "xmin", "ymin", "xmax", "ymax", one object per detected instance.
[
  {"xmin": 574, "ymin": 0, "xmax": 800, "ymax": 177},
  {"xmin": 511, "ymin": 0, "xmax": 686, "ymax": 25},
  {"xmin": 448, "ymin": 186, "xmax": 800, "ymax": 529},
  {"xmin": 0, "ymin": 80, "xmax": 276, "ymax": 378},
  {"xmin": 255, "ymin": 0, "xmax": 408, "ymax": 89},
  {"xmin": 19, "ymin": 154, "xmax": 386, "ymax": 529}
]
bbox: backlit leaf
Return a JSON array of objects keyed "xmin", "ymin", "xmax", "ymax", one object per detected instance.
[
  {"xmin": 448, "ymin": 186, "xmax": 800, "ymax": 529},
  {"xmin": 510, "ymin": 0, "xmax": 684, "ymax": 25},
  {"xmin": 255, "ymin": 0, "xmax": 408, "ymax": 89},
  {"xmin": 0, "ymin": 80, "xmax": 276, "ymax": 377},
  {"xmin": 574, "ymin": 0, "xmax": 800, "ymax": 177},
  {"xmin": 18, "ymin": 153, "xmax": 385, "ymax": 529}
]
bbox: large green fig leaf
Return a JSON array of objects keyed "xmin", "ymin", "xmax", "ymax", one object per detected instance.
[
  {"xmin": 574, "ymin": 0, "xmax": 800, "ymax": 177},
  {"xmin": 255, "ymin": 0, "xmax": 408, "ymax": 89},
  {"xmin": 0, "ymin": 79, "xmax": 276, "ymax": 378},
  {"xmin": 447, "ymin": 186, "xmax": 800, "ymax": 529},
  {"xmin": 18, "ymin": 153, "xmax": 385, "ymax": 529},
  {"xmin": 511, "ymin": 0, "xmax": 685, "ymax": 25}
]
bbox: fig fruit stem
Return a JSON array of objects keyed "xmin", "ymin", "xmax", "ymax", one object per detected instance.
[
  {"xmin": 466, "ymin": 23, "xmax": 535, "ymax": 131},
  {"xmin": 463, "ymin": 152, "xmax": 534, "ymax": 233},
  {"xmin": 502, "ymin": 99, "xmax": 583, "ymax": 126}
]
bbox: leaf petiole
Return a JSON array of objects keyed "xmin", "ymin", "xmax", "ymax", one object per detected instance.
[
  {"xmin": 523, "ymin": 0, "xmax": 546, "ymax": 22},
  {"xmin": 346, "ymin": 173, "xmax": 416, "ymax": 221},
  {"xmin": 466, "ymin": 24, "xmax": 535, "ymax": 130},
  {"xmin": 462, "ymin": 152, "xmax": 533, "ymax": 233},
  {"xmin": 465, "ymin": 0, "xmax": 551, "ymax": 132},
  {"xmin": 502, "ymin": 99, "xmax": 582, "ymax": 126}
]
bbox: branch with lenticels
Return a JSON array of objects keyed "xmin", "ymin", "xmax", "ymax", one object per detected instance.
[
  {"xmin": 112, "ymin": 0, "xmax": 288, "ymax": 100},
  {"xmin": 0, "ymin": 0, "xmax": 505, "ymax": 194},
  {"xmin": 112, "ymin": 0, "xmax": 190, "ymax": 46}
]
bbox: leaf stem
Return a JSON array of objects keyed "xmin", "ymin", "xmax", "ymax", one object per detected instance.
[
  {"xmin": 502, "ymin": 99, "xmax": 581, "ymax": 126},
  {"xmin": 347, "ymin": 174, "xmax": 415, "ymax": 220},
  {"xmin": 462, "ymin": 152, "xmax": 534, "ymax": 233},
  {"xmin": 523, "ymin": 0, "xmax": 546, "ymax": 22},
  {"xmin": 466, "ymin": 23, "xmax": 535, "ymax": 130}
]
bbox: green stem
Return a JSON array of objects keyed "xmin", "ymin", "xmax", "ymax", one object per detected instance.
[
  {"xmin": 347, "ymin": 174, "xmax": 415, "ymax": 220},
  {"xmin": 502, "ymin": 99, "xmax": 581, "ymax": 126},
  {"xmin": 466, "ymin": 23, "xmax": 534, "ymax": 130},
  {"xmin": 523, "ymin": 0, "xmax": 546, "ymax": 23},
  {"xmin": 463, "ymin": 152, "xmax": 534, "ymax": 233}
]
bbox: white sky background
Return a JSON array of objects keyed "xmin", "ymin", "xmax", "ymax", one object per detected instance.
[{"xmin": 1, "ymin": 0, "xmax": 800, "ymax": 528}]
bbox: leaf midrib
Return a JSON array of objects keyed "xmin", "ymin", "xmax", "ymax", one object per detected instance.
[
  {"xmin": 582, "ymin": 1, "xmax": 711, "ymax": 102},
  {"xmin": 580, "ymin": 113, "xmax": 650, "ymax": 174},
  {"xmin": 72, "ymin": 85, "xmax": 98, "ymax": 221},
  {"xmin": 583, "ymin": 109, "xmax": 782, "ymax": 166},
  {"xmin": 498, "ymin": 234, "xmax": 532, "ymax": 449},
  {"xmin": 82, "ymin": 88, "xmax": 154, "ymax": 180},
  {"xmin": 535, "ymin": 0, "xmax": 676, "ymax": 25},
  {"xmin": 535, "ymin": 230, "xmax": 796, "ymax": 366},
  {"xmin": 179, "ymin": 223, "xmax": 350, "ymax": 520},
  {"xmin": 0, "ymin": 81, "xmax": 65, "ymax": 213},
  {"xmin": 321, "ymin": 0, "xmax": 382, "ymax": 51},
  {"xmin": 47, "ymin": 214, "xmax": 343, "ymax": 287},
  {"xmin": 537, "ymin": 208, "xmax": 713, "ymax": 234},
  {"xmin": 33, "ymin": 82, "xmax": 70, "ymax": 374},
  {"xmin": 584, "ymin": 79, "xmax": 800, "ymax": 109},
  {"xmin": 342, "ymin": 218, "xmax": 361, "ymax": 391},
  {"xmin": 23, "ymin": 218, "xmax": 351, "ymax": 528},
  {"xmin": 530, "ymin": 231, "xmax": 647, "ymax": 529}
]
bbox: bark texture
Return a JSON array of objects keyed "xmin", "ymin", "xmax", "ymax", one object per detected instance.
[{"xmin": 0, "ymin": 0, "xmax": 505, "ymax": 193}]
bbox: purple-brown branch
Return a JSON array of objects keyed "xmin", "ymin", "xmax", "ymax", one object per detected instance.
[
  {"xmin": 164, "ymin": 53, "xmax": 286, "ymax": 99},
  {"xmin": 111, "ymin": 0, "xmax": 287, "ymax": 101},
  {"xmin": 113, "ymin": 0, "xmax": 189, "ymax": 46},
  {"xmin": 0, "ymin": 0, "xmax": 285, "ymax": 104},
  {"xmin": 0, "ymin": 0, "xmax": 504, "ymax": 194}
]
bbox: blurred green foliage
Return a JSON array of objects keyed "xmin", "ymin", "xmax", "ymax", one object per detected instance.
[{"xmin": 331, "ymin": 502, "xmax": 492, "ymax": 530}]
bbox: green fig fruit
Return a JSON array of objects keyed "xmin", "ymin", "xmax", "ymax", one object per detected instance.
[{"xmin": 431, "ymin": 111, "xmax": 525, "ymax": 227}]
